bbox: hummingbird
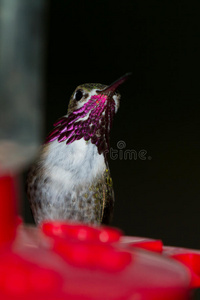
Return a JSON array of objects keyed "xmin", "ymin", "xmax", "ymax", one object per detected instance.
[{"xmin": 27, "ymin": 73, "xmax": 130, "ymax": 226}]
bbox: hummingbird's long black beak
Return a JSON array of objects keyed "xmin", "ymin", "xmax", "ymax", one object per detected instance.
[{"xmin": 97, "ymin": 72, "xmax": 131, "ymax": 95}]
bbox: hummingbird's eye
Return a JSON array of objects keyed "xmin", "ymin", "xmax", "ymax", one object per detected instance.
[{"xmin": 75, "ymin": 89, "xmax": 84, "ymax": 101}]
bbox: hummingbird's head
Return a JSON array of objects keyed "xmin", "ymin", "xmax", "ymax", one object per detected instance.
[
  {"xmin": 46, "ymin": 73, "xmax": 130, "ymax": 155},
  {"xmin": 67, "ymin": 83, "xmax": 120, "ymax": 115}
]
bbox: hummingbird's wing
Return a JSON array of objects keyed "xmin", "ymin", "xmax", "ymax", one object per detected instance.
[{"xmin": 100, "ymin": 167, "xmax": 115, "ymax": 225}]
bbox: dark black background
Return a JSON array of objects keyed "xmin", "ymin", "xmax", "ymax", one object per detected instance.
[{"xmin": 24, "ymin": 0, "xmax": 200, "ymax": 250}]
